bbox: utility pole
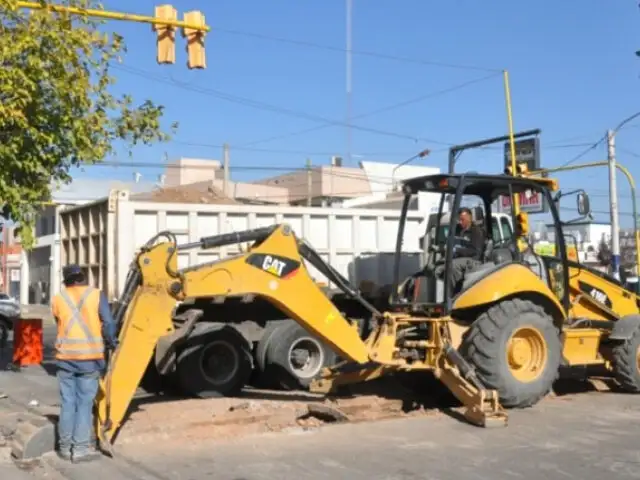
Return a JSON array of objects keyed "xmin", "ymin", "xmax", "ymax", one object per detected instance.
[
  {"xmin": 306, "ymin": 158, "xmax": 312, "ymax": 206},
  {"xmin": 608, "ymin": 129, "xmax": 621, "ymax": 280},
  {"xmin": 223, "ymin": 143, "xmax": 230, "ymax": 198}
]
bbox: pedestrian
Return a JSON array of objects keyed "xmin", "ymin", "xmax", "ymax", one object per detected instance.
[{"xmin": 50, "ymin": 264, "xmax": 117, "ymax": 463}]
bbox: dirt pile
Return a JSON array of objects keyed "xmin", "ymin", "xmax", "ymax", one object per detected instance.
[{"xmin": 131, "ymin": 181, "xmax": 239, "ymax": 204}]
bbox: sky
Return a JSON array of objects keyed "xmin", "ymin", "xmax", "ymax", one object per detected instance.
[{"xmin": 71, "ymin": 0, "xmax": 640, "ymax": 226}]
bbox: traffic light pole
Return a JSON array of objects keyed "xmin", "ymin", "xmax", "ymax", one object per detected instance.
[
  {"xmin": 15, "ymin": 2, "xmax": 210, "ymax": 31},
  {"xmin": 503, "ymin": 70, "xmax": 520, "ymax": 216},
  {"xmin": 15, "ymin": 1, "xmax": 209, "ymax": 69}
]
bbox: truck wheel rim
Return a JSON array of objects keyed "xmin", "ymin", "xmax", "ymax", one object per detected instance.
[
  {"xmin": 506, "ymin": 326, "xmax": 548, "ymax": 383},
  {"xmin": 287, "ymin": 337, "xmax": 324, "ymax": 379},
  {"xmin": 199, "ymin": 340, "xmax": 240, "ymax": 386}
]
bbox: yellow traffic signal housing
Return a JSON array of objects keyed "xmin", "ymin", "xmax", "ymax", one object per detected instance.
[
  {"xmin": 504, "ymin": 162, "xmax": 529, "ymax": 176},
  {"xmin": 515, "ymin": 211, "xmax": 529, "ymax": 236},
  {"xmin": 183, "ymin": 11, "xmax": 206, "ymax": 69},
  {"xmin": 153, "ymin": 5, "xmax": 177, "ymax": 64}
]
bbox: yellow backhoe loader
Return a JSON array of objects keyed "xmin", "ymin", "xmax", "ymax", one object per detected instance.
[{"xmin": 94, "ymin": 169, "xmax": 640, "ymax": 452}]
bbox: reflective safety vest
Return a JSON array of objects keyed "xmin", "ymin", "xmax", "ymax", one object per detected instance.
[{"xmin": 51, "ymin": 285, "xmax": 104, "ymax": 361}]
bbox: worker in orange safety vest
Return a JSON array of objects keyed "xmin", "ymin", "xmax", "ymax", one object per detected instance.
[{"xmin": 50, "ymin": 264, "xmax": 117, "ymax": 463}]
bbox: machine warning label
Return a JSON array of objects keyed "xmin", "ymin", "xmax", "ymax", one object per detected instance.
[
  {"xmin": 246, "ymin": 253, "xmax": 300, "ymax": 279},
  {"xmin": 578, "ymin": 280, "xmax": 613, "ymax": 309}
]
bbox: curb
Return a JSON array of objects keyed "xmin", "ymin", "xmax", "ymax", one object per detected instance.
[{"xmin": 0, "ymin": 396, "xmax": 56, "ymax": 462}]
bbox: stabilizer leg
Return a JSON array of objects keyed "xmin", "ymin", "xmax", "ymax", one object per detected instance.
[{"xmin": 435, "ymin": 347, "xmax": 508, "ymax": 428}]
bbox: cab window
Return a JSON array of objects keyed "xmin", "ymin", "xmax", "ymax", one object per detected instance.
[{"xmin": 500, "ymin": 217, "xmax": 513, "ymax": 241}]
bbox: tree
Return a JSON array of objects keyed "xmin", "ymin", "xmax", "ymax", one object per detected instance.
[
  {"xmin": 0, "ymin": 0, "xmax": 177, "ymax": 247},
  {"xmin": 596, "ymin": 234, "xmax": 612, "ymax": 267}
]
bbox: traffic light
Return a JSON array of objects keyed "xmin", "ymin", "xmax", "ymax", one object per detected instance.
[
  {"xmin": 504, "ymin": 162, "xmax": 529, "ymax": 176},
  {"xmin": 183, "ymin": 11, "xmax": 206, "ymax": 69},
  {"xmin": 516, "ymin": 212, "xmax": 529, "ymax": 236},
  {"xmin": 154, "ymin": 5, "xmax": 177, "ymax": 64}
]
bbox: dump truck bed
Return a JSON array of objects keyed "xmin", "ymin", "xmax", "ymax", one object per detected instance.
[{"xmin": 57, "ymin": 189, "xmax": 427, "ymax": 299}]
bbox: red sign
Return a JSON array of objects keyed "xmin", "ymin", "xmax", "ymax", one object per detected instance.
[{"xmin": 501, "ymin": 191, "xmax": 545, "ymax": 213}]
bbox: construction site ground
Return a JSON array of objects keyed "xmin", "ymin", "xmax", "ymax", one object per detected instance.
[{"xmin": 1, "ymin": 312, "xmax": 640, "ymax": 479}]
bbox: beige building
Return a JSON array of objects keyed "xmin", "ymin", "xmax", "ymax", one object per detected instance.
[
  {"xmin": 251, "ymin": 165, "xmax": 373, "ymax": 206},
  {"xmin": 161, "ymin": 157, "xmax": 378, "ymax": 206}
]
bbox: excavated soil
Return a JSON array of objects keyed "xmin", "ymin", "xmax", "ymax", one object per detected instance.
[
  {"xmin": 115, "ymin": 381, "xmax": 442, "ymax": 448},
  {"xmin": 110, "ymin": 376, "xmax": 616, "ymax": 455},
  {"xmin": 130, "ymin": 181, "xmax": 239, "ymax": 204}
]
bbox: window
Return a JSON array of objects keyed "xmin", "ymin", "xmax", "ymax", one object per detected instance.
[{"xmin": 500, "ymin": 217, "xmax": 513, "ymax": 241}]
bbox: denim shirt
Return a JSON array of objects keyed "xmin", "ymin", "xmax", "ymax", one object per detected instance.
[{"xmin": 55, "ymin": 291, "xmax": 118, "ymax": 374}]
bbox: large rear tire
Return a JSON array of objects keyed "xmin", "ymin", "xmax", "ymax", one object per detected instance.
[
  {"xmin": 252, "ymin": 321, "xmax": 286, "ymax": 388},
  {"xmin": 263, "ymin": 321, "xmax": 338, "ymax": 391},
  {"xmin": 460, "ymin": 298, "xmax": 562, "ymax": 408},
  {"xmin": 176, "ymin": 325, "xmax": 253, "ymax": 398}
]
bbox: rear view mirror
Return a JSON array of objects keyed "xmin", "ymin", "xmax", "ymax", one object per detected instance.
[{"xmin": 577, "ymin": 192, "xmax": 591, "ymax": 216}]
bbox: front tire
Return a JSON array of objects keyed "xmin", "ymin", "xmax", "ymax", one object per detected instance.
[
  {"xmin": 460, "ymin": 298, "xmax": 562, "ymax": 408},
  {"xmin": 612, "ymin": 325, "xmax": 640, "ymax": 392}
]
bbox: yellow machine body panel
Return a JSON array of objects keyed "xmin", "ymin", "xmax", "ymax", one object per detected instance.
[
  {"xmin": 453, "ymin": 263, "xmax": 566, "ymax": 322},
  {"xmin": 566, "ymin": 262, "xmax": 640, "ymax": 321},
  {"xmin": 562, "ymin": 328, "xmax": 604, "ymax": 366}
]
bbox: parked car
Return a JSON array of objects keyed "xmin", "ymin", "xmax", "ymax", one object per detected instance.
[{"xmin": 0, "ymin": 292, "xmax": 20, "ymax": 333}]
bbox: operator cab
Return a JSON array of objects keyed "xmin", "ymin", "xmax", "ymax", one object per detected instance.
[{"xmin": 391, "ymin": 172, "xmax": 589, "ymax": 315}]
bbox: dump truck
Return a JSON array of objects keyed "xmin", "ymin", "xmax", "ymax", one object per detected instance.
[{"xmin": 92, "ymin": 169, "xmax": 640, "ymax": 450}]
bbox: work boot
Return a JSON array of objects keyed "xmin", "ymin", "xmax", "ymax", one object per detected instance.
[
  {"xmin": 56, "ymin": 449, "xmax": 72, "ymax": 461},
  {"xmin": 71, "ymin": 447, "xmax": 101, "ymax": 463}
]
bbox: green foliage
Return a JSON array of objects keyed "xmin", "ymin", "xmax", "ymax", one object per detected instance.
[{"xmin": 0, "ymin": 0, "xmax": 177, "ymax": 248}]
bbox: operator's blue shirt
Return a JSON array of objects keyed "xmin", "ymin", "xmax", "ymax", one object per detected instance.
[{"xmin": 55, "ymin": 291, "xmax": 118, "ymax": 374}]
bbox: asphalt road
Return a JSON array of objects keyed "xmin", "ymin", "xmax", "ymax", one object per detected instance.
[
  {"xmin": 1, "ymin": 378, "xmax": 639, "ymax": 479},
  {"xmin": 0, "ymin": 393, "xmax": 640, "ymax": 480},
  {"xmin": 2, "ymin": 313, "xmax": 640, "ymax": 479}
]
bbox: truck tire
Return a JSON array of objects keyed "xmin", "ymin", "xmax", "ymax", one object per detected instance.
[
  {"xmin": 460, "ymin": 298, "xmax": 562, "ymax": 408},
  {"xmin": 176, "ymin": 325, "xmax": 253, "ymax": 398},
  {"xmin": 263, "ymin": 321, "xmax": 338, "ymax": 391},
  {"xmin": 253, "ymin": 321, "xmax": 288, "ymax": 388},
  {"xmin": 612, "ymin": 325, "xmax": 640, "ymax": 392}
]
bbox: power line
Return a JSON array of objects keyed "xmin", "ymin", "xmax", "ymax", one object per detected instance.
[
  {"xmin": 557, "ymin": 112, "xmax": 640, "ymax": 168},
  {"xmin": 113, "ymin": 64, "xmax": 441, "ymax": 144},
  {"xmin": 237, "ymin": 72, "xmax": 502, "ymax": 148},
  {"xmin": 171, "ymin": 140, "xmax": 415, "ymax": 157},
  {"xmin": 213, "ymin": 27, "xmax": 502, "ymax": 73},
  {"xmin": 81, "ymin": 161, "xmax": 406, "ymax": 186},
  {"xmin": 111, "ymin": 66, "xmax": 607, "ymax": 158},
  {"xmin": 617, "ymin": 147, "xmax": 640, "ymax": 159}
]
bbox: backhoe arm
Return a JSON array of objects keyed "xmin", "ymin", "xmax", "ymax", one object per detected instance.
[{"xmin": 95, "ymin": 224, "xmax": 373, "ymax": 449}]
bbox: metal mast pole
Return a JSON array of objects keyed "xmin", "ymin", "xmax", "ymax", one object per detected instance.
[{"xmin": 346, "ymin": 0, "xmax": 352, "ymax": 165}]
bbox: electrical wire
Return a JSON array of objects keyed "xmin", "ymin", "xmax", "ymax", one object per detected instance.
[
  {"xmin": 112, "ymin": 64, "xmax": 440, "ymax": 144},
  {"xmin": 557, "ymin": 112, "xmax": 640, "ymax": 168},
  {"xmin": 212, "ymin": 26, "xmax": 502, "ymax": 73},
  {"xmin": 110, "ymin": 66, "xmax": 608, "ymax": 157},
  {"xmin": 237, "ymin": 72, "xmax": 502, "ymax": 147},
  {"xmin": 171, "ymin": 140, "xmax": 416, "ymax": 157}
]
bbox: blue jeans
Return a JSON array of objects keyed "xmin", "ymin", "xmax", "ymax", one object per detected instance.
[{"xmin": 57, "ymin": 368, "xmax": 99, "ymax": 455}]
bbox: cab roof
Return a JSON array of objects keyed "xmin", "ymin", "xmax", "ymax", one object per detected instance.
[{"xmin": 401, "ymin": 173, "xmax": 558, "ymax": 197}]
